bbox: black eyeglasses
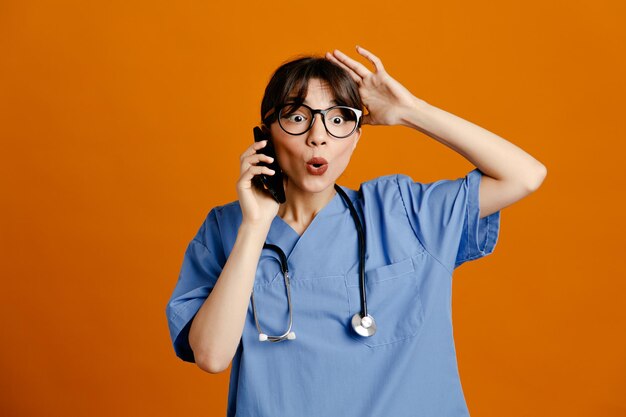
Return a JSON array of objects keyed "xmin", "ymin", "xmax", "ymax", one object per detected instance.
[{"xmin": 263, "ymin": 103, "xmax": 362, "ymax": 139}]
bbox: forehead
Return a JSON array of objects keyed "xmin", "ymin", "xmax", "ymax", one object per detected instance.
[{"xmin": 288, "ymin": 78, "xmax": 336, "ymax": 104}]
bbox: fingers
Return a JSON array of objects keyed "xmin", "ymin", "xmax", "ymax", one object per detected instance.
[
  {"xmin": 355, "ymin": 45, "xmax": 385, "ymax": 73},
  {"xmin": 329, "ymin": 48, "xmax": 372, "ymax": 79},
  {"xmin": 325, "ymin": 52, "xmax": 362, "ymax": 84},
  {"xmin": 239, "ymin": 165, "xmax": 276, "ymax": 190},
  {"xmin": 242, "ymin": 164, "xmax": 275, "ymax": 181},
  {"xmin": 241, "ymin": 149, "xmax": 274, "ymax": 171},
  {"xmin": 241, "ymin": 140, "xmax": 269, "ymax": 161}
]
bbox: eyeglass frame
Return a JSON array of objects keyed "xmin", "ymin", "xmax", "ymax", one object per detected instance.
[{"xmin": 262, "ymin": 102, "xmax": 363, "ymax": 139}]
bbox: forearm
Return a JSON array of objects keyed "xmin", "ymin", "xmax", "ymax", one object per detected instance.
[
  {"xmin": 189, "ymin": 221, "xmax": 270, "ymax": 373},
  {"xmin": 400, "ymin": 98, "xmax": 546, "ymax": 188}
]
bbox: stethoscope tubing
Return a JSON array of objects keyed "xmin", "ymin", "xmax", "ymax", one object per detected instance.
[
  {"xmin": 251, "ymin": 243, "xmax": 295, "ymax": 342},
  {"xmin": 334, "ymin": 184, "xmax": 368, "ymax": 319},
  {"xmin": 252, "ymin": 183, "xmax": 372, "ymax": 342}
]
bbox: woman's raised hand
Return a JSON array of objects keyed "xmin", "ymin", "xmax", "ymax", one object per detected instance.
[
  {"xmin": 325, "ymin": 46, "xmax": 422, "ymax": 126},
  {"xmin": 237, "ymin": 140, "xmax": 280, "ymax": 227}
]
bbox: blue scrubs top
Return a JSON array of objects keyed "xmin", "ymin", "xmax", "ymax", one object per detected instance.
[{"xmin": 166, "ymin": 168, "xmax": 501, "ymax": 417}]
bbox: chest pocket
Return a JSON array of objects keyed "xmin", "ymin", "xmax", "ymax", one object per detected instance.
[{"xmin": 345, "ymin": 256, "xmax": 425, "ymax": 348}]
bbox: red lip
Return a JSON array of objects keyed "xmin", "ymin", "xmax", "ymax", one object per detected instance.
[{"xmin": 306, "ymin": 157, "xmax": 328, "ymax": 175}]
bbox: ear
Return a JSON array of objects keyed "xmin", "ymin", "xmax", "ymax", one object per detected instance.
[{"xmin": 351, "ymin": 127, "xmax": 361, "ymax": 151}]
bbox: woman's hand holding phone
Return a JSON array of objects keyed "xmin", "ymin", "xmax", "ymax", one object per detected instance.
[{"xmin": 237, "ymin": 140, "xmax": 280, "ymax": 228}]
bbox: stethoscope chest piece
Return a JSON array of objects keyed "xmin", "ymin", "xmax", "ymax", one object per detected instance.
[{"xmin": 351, "ymin": 313, "xmax": 377, "ymax": 337}]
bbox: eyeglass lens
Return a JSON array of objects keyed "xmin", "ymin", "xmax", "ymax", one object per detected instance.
[{"xmin": 279, "ymin": 105, "xmax": 358, "ymax": 138}]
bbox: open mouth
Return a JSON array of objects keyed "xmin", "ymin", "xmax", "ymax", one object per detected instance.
[
  {"xmin": 306, "ymin": 163, "xmax": 328, "ymax": 175},
  {"xmin": 306, "ymin": 157, "xmax": 328, "ymax": 175}
]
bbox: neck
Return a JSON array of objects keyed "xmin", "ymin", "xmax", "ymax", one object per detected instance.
[{"xmin": 277, "ymin": 184, "xmax": 337, "ymax": 229}]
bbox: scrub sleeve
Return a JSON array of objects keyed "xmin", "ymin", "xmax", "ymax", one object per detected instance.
[
  {"xmin": 397, "ymin": 167, "xmax": 500, "ymax": 272},
  {"xmin": 166, "ymin": 209, "xmax": 225, "ymax": 362}
]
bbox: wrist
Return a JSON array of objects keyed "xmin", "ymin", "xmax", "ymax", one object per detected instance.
[
  {"xmin": 239, "ymin": 220, "xmax": 273, "ymax": 235},
  {"xmin": 399, "ymin": 97, "xmax": 430, "ymax": 129}
]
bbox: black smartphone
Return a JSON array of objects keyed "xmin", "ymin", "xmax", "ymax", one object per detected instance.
[{"xmin": 252, "ymin": 126, "xmax": 286, "ymax": 204}]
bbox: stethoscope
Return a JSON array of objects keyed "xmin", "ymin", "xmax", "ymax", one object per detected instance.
[{"xmin": 250, "ymin": 183, "xmax": 377, "ymax": 343}]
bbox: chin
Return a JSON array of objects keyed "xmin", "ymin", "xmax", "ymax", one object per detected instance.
[{"xmin": 291, "ymin": 175, "xmax": 336, "ymax": 195}]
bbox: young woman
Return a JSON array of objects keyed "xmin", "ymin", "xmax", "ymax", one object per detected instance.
[{"xmin": 166, "ymin": 46, "xmax": 546, "ymax": 417}]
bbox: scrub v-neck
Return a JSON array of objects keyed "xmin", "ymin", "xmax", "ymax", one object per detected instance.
[
  {"xmin": 266, "ymin": 189, "xmax": 344, "ymax": 262},
  {"xmin": 275, "ymin": 190, "xmax": 341, "ymax": 237}
]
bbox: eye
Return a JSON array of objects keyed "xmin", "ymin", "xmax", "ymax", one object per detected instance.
[
  {"xmin": 280, "ymin": 106, "xmax": 309, "ymax": 124},
  {"xmin": 330, "ymin": 116, "xmax": 345, "ymax": 125},
  {"xmin": 287, "ymin": 114, "xmax": 307, "ymax": 123}
]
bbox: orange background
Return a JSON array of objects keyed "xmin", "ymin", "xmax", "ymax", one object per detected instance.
[{"xmin": 1, "ymin": 1, "xmax": 625, "ymax": 416}]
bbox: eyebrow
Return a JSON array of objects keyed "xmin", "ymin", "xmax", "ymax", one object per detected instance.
[
  {"xmin": 288, "ymin": 97, "xmax": 337, "ymax": 107},
  {"xmin": 287, "ymin": 98, "xmax": 338, "ymax": 106}
]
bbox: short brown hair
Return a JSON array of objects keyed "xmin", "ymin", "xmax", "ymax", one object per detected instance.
[{"xmin": 261, "ymin": 56, "xmax": 363, "ymax": 126}]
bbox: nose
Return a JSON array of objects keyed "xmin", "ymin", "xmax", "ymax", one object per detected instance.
[{"xmin": 306, "ymin": 113, "xmax": 328, "ymax": 147}]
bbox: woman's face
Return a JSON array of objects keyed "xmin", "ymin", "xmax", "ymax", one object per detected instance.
[{"xmin": 269, "ymin": 78, "xmax": 361, "ymax": 196}]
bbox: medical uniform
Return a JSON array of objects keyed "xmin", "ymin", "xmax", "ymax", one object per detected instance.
[{"xmin": 166, "ymin": 167, "xmax": 501, "ymax": 417}]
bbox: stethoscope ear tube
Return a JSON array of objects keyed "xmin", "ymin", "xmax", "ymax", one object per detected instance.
[{"xmin": 252, "ymin": 184, "xmax": 376, "ymax": 343}]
